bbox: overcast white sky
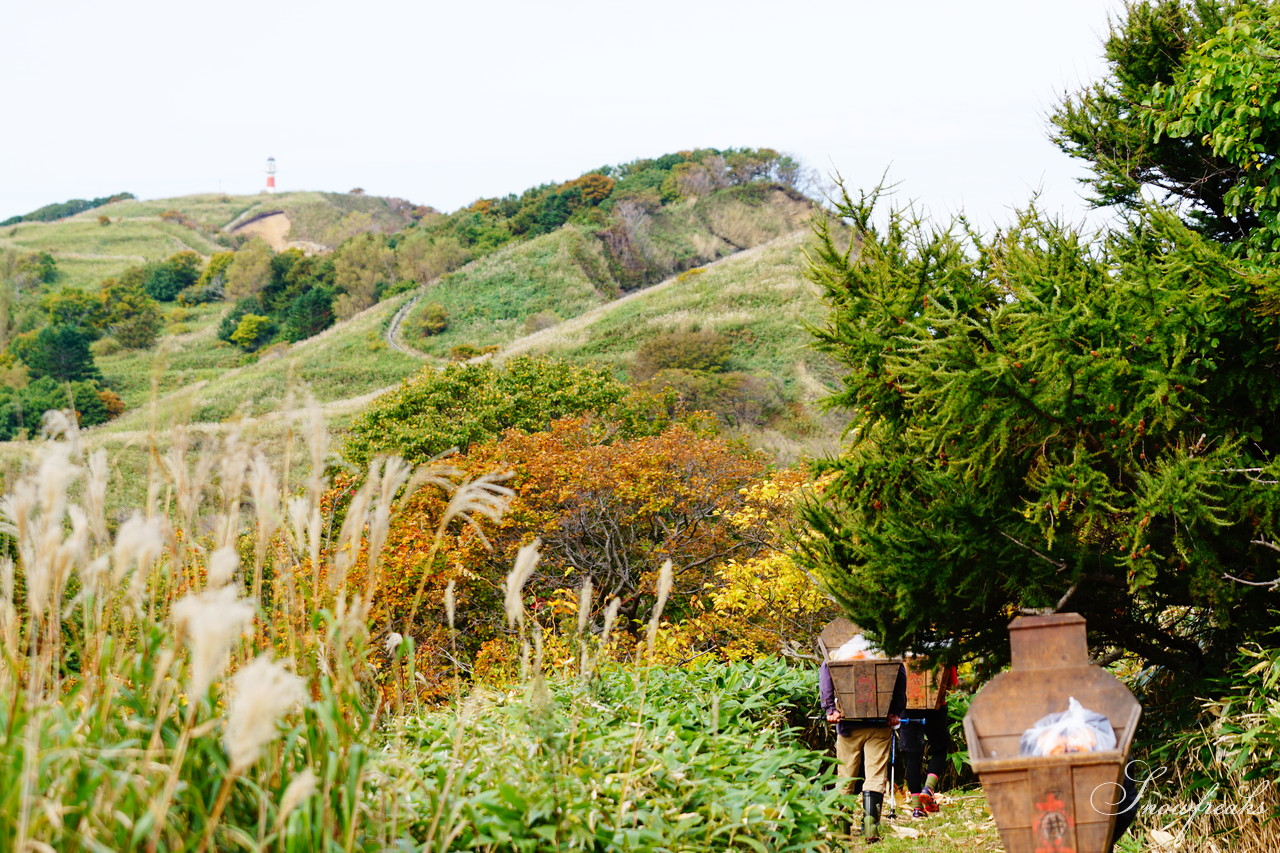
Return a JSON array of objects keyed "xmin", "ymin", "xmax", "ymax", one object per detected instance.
[{"xmin": 2, "ymin": 0, "xmax": 1126, "ymax": 229}]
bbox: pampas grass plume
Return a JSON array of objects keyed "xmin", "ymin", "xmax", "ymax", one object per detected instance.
[
  {"xmin": 207, "ymin": 547, "xmax": 239, "ymax": 589},
  {"xmin": 275, "ymin": 768, "xmax": 318, "ymax": 831},
  {"xmin": 171, "ymin": 585, "xmax": 256, "ymax": 698},
  {"xmin": 645, "ymin": 560, "xmax": 674, "ymax": 658},
  {"xmin": 224, "ymin": 654, "xmax": 306, "ymax": 772},
  {"xmin": 504, "ymin": 540, "xmax": 541, "ymax": 628}
]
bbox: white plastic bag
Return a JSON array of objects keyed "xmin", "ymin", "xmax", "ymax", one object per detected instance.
[
  {"xmin": 830, "ymin": 634, "xmax": 882, "ymax": 660},
  {"xmin": 1019, "ymin": 696, "xmax": 1117, "ymax": 756}
]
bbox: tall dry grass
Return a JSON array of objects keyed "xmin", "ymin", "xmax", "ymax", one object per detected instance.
[
  {"xmin": 0, "ymin": 401, "xmax": 515, "ymax": 851},
  {"xmin": 0, "ymin": 400, "xmax": 843, "ymax": 853}
]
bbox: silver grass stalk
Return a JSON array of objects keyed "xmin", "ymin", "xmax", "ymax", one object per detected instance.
[
  {"xmin": 223, "ymin": 654, "xmax": 306, "ymax": 772},
  {"xmin": 207, "ymin": 546, "xmax": 239, "ymax": 588},
  {"xmin": 171, "ymin": 585, "xmax": 256, "ymax": 698},
  {"xmin": 85, "ymin": 449, "xmax": 109, "ymax": 546},
  {"xmin": 112, "ymin": 512, "xmax": 168, "ymax": 617},
  {"xmin": 400, "ymin": 456, "xmax": 464, "ymax": 503},
  {"xmin": 365, "ymin": 455, "xmax": 414, "ymax": 580},
  {"xmin": 274, "ymin": 768, "xmax": 318, "ymax": 832},
  {"xmin": 645, "ymin": 560, "xmax": 675, "ymax": 660},
  {"xmin": 161, "ymin": 426, "xmax": 216, "ymax": 533},
  {"xmin": 588, "ymin": 596, "xmax": 623, "ymax": 680},
  {"xmin": 576, "ymin": 578, "xmax": 594, "ymax": 636},
  {"xmin": 600, "ymin": 596, "xmax": 622, "ymax": 649},
  {"xmin": 39, "ymin": 408, "xmax": 79, "ymax": 453},
  {"xmin": 504, "ymin": 539, "xmax": 541, "ymax": 628},
  {"xmin": 577, "ymin": 577, "xmax": 594, "ymax": 674},
  {"xmin": 0, "ymin": 556, "xmax": 12, "ymax": 607},
  {"xmin": 35, "ymin": 443, "xmax": 78, "ymax": 536},
  {"xmin": 214, "ymin": 431, "xmax": 251, "ymax": 551},
  {"xmin": 0, "ymin": 558, "xmax": 15, "ymax": 686},
  {"xmin": 330, "ymin": 459, "xmax": 377, "ymax": 591},
  {"xmin": 440, "ymin": 472, "xmax": 514, "ymax": 550},
  {"xmin": 444, "ymin": 579, "xmax": 457, "ymax": 632},
  {"xmin": 287, "ymin": 496, "xmax": 311, "ymax": 562},
  {"xmin": 303, "ymin": 399, "xmax": 329, "ymax": 578},
  {"xmin": 247, "ymin": 451, "xmax": 281, "ymax": 545}
]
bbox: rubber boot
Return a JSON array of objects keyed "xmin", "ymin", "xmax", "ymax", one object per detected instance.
[{"xmin": 862, "ymin": 791, "xmax": 884, "ymax": 843}]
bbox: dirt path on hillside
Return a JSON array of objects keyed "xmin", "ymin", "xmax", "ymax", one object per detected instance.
[
  {"xmin": 383, "ymin": 229, "xmax": 810, "ymax": 362},
  {"xmin": 63, "ymin": 229, "xmax": 810, "ymax": 449},
  {"xmin": 491, "ymin": 229, "xmax": 809, "ymax": 362},
  {"xmin": 231, "ymin": 212, "xmax": 292, "ymax": 251},
  {"xmin": 386, "ymin": 294, "xmax": 428, "ymax": 357}
]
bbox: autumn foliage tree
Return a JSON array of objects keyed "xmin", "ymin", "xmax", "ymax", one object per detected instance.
[{"xmin": 361, "ymin": 416, "xmax": 773, "ymax": 682}]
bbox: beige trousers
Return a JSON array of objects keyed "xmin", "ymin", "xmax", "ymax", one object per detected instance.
[{"xmin": 835, "ymin": 726, "xmax": 892, "ymax": 794}]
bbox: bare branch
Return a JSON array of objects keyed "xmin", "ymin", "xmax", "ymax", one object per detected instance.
[
  {"xmin": 998, "ymin": 529, "xmax": 1069, "ymax": 571},
  {"xmin": 1222, "ymin": 572, "xmax": 1280, "ymax": 589},
  {"xmin": 1252, "ymin": 538, "xmax": 1280, "ymax": 553}
]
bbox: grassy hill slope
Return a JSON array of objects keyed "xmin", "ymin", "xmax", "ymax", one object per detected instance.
[
  {"xmin": 0, "ymin": 191, "xmax": 415, "ymax": 288},
  {"xmin": 495, "ymin": 229, "xmax": 838, "ymax": 396},
  {"xmin": 397, "ymin": 186, "xmax": 816, "ymax": 357},
  {"xmin": 98, "ymin": 293, "xmax": 422, "ymax": 433}
]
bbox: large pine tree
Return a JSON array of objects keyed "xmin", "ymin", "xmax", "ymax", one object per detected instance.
[{"xmin": 798, "ymin": 185, "xmax": 1280, "ymax": 677}]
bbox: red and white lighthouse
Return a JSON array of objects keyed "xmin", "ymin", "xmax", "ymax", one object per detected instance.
[{"xmin": 265, "ymin": 156, "xmax": 277, "ymax": 193}]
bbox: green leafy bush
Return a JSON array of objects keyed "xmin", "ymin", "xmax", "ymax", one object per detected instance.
[
  {"xmin": 393, "ymin": 660, "xmax": 841, "ymax": 852},
  {"xmin": 634, "ymin": 329, "xmax": 733, "ymax": 381},
  {"xmin": 417, "ymin": 302, "xmax": 448, "ymax": 336},
  {"xmin": 343, "ymin": 356, "xmax": 661, "ymax": 468}
]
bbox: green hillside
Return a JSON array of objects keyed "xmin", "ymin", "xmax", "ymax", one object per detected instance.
[
  {"xmin": 0, "ymin": 191, "xmax": 416, "ymax": 289},
  {"xmin": 98, "ymin": 293, "xmax": 421, "ymax": 431},
  {"xmin": 496, "ymin": 230, "xmax": 837, "ymax": 394},
  {"xmin": 0, "ymin": 148, "xmax": 843, "ymax": 466},
  {"xmin": 397, "ymin": 186, "xmax": 816, "ymax": 358}
]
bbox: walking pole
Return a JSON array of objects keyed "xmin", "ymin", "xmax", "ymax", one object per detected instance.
[{"xmin": 887, "ymin": 723, "xmax": 897, "ymax": 819}]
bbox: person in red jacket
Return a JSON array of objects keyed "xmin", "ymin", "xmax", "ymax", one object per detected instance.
[{"xmin": 819, "ymin": 655, "xmax": 907, "ymax": 843}]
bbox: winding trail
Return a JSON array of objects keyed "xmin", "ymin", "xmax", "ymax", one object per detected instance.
[
  {"xmin": 383, "ymin": 229, "xmax": 808, "ymax": 362},
  {"xmin": 60, "ymin": 230, "xmax": 808, "ymax": 447}
]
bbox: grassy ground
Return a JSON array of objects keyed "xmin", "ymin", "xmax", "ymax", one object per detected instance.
[
  {"xmin": 99, "ymin": 294, "xmax": 423, "ymax": 433},
  {"xmin": 400, "ymin": 225, "xmax": 613, "ymax": 356},
  {"xmin": 843, "ymin": 789, "xmax": 1003, "ymax": 852},
  {"xmin": 503, "ymin": 230, "xmax": 845, "ymax": 400}
]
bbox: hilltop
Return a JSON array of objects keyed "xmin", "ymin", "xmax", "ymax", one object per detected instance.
[
  {"xmin": 0, "ymin": 148, "xmax": 846, "ymax": 474},
  {"xmin": 0, "ymin": 190, "xmax": 421, "ymax": 289}
]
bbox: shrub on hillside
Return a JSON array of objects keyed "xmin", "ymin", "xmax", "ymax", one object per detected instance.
[
  {"xmin": 283, "ymin": 287, "xmax": 334, "ymax": 342},
  {"xmin": 417, "ymin": 302, "xmax": 448, "ymax": 336},
  {"xmin": 633, "ymin": 328, "xmax": 732, "ymax": 381},
  {"xmin": 522, "ymin": 310, "xmax": 559, "ymax": 334},
  {"xmin": 229, "ymin": 313, "xmax": 276, "ymax": 351},
  {"xmin": 647, "ymin": 369, "xmax": 785, "ymax": 428},
  {"xmin": 218, "ymin": 296, "xmax": 265, "ymax": 345},
  {"xmin": 99, "ymin": 276, "xmax": 163, "ymax": 349},
  {"xmin": 343, "ymin": 357, "xmax": 670, "ymax": 469},
  {"xmin": 11, "ymin": 324, "xmax": 101, "ymax": 383},
  {"xmin": 142, "ymin": 252, "xmax": 203, "ymax": 302}
]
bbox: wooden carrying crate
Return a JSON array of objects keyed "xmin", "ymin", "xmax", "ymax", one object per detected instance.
[
  {"xmin": 827, "ymin": 659, "xmax": 903, "ymax": 718},
  {"xmin": 903, "ymin": 659, "xmax": 941, "ymax": 711},
  {"xmin": 963, "ymin": 614, "xmax": 1141, "ymax": 853},
  {"xmin": 819, "ymin": 618, "xmax": 945, "ymax": 713}
]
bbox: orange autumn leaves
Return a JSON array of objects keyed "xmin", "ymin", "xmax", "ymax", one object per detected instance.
[{"xmin": 343, "ymin": 416, "xmax": 834, "ymax": 692}]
